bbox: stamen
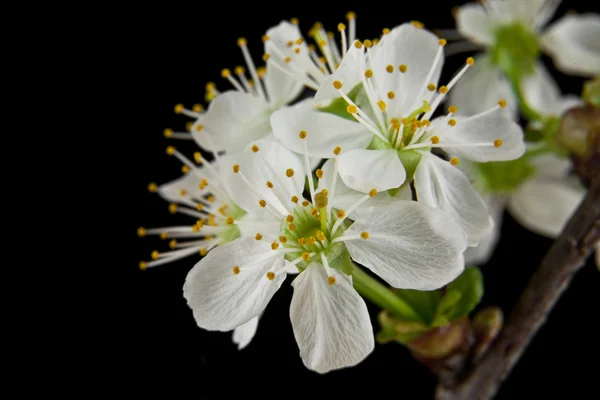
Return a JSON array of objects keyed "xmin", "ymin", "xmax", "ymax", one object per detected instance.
[
  {"xmin": 221, "ymin": 68, "xmax": 245, "ymax": 92},
  {"xmin": 238, "ymin": 38, "xmax": 268, "ymax": 103},
  {"xmin": 331, "ymin": 189, "xmax": 376, "ymax": 236}
]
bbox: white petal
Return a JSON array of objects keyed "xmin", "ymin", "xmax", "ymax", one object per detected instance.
[
  {"xmin": 271, "ymin": 98, "xmax": 372, "ymax": 159},
  {"xmin": 264, "ymin": 60, "xmax": 304, "ymax": 107},
  {"xmin": 530, "ymin": 151, "xmax": 572, "ymax": 179},
  {"xmin": 290, "ymin": 264, "xmax": 374, "ymax": 374},
  {"xmin": 222, "ymin": 139, "xmax": 304, "ymax": 217},
  {"xmin": 336, "ymin": 149, "xmax": 406, "ymax": 193},
  {"xmin": 456, "ymin": 4, "xmax": 495, "ymax": 45},
  {"xmin": 370, "ymin": 23, "xmax": 443, "ymax": 117},
  {"xmin": 485, "ymin": 0, "xmax": 547, "ymax": 25},
  {"xmin": 541, "ymin": 14, "xmax": 600, "ymax": 76},
  {"xmin": 183, "ymin": 237, "xmax": 287, "ymax": 331},
  {"xmin": 435, "ymin": 114, "xmax": 525, "ymax": 162},
  {"xmin": 232, "ymin": 317, "xmax": 259, "ymax": 350},
  {"xmin": 236, "ymin": 211, "xmax": 281, "ymax": 241},
  {"xmin": 264, "ymin": 22, "xmax": 315, "ymax": 78},
  {"xmin": 447, "ymin": 54, "xmax": 517, "ymax": 119},
  {"xmin": 157, "ymin": 172, "xmax": 207, "ymax": 208},
  {"xmin": 508, "ymin": 178, "xmax": 584, "ymax": 238},
  {"xmin": 343, "ymin": 200, "xmax": 467, "ymax": 290},
  {"xmin": 464, "ymin": 195, "xmax": 506, "ymax": 265},
  {"xmin": 200, "ymin": 91, "xmax": 271, "ymax": 153},
  {"xmin": 314, "ymin": 43, "xmax": 365, "ymax": 103},
  {"xmin": 414, "ymin": 153, "xmax": 493, "ymax": 246}
]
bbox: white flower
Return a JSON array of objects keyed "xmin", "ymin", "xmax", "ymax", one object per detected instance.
[
  {"xmin": 271, "ymin": 23, "xmax": 525, "ymax": 246},
  {"xmin": 183, "ymin": 138, "xmax": 468, "ymax": 373},
  {"xmin": 455, "ymin": 0, "xmax": 600, "ymax": 76}
]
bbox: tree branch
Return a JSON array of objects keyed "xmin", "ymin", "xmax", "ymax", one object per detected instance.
[{"xmin": 436, "ymin": 176, "xmax": 600, "ymax": 400}]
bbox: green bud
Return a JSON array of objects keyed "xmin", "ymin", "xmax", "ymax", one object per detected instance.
[
  {"xmin": 583, "ymin": 78, "xmax": 600, "ymax": 108},
  {"xmin": 471, "ymin": 307, "xmax": 503, "ymax": 361},
  {"xmin": 491, "ymin": 23, "xmax": 540, "ymax": 78}
]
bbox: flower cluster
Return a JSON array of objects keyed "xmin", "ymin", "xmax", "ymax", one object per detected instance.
[{"xmin": 138, "ymin": 12, "xmax": 544, "ymax": 373}]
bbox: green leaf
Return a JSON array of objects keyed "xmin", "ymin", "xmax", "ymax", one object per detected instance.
[
  {"xmin": 436, "ymin": 266, "xmax": 484, "ymax": 323},
  {"xmin": 392, "ymin": 289, "xmax": 441, "ymax": 325},
  {"xmin": 317, "ymin": 83, "xmax": 364, "ymax": 121}
]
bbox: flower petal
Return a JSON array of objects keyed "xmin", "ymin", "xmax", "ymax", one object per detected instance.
[
  {"xmin": 199, "ymin": 91, "xmax": 271, "ymax": 153},
  {"xmin": 435, "ymin": 114, "xmax": 525, "ymax": 162},
  {"xmin": 222, "ymin": 139, "xmax": 304, "ymax": 217},
  {"xmin": 541, "ymin": 13, "xmax": 600, "ymax": 76},
  {"xmin": 336, "ymin": 149, "xmax": 406, "ymax": 193},
  {"xmin": 370, "ymin": 23, "xmax": 443, "ymax": 117},
  {"xmin": 447, "ymin": 54, "xmax": 517, "ymax": 119},
  {"xmin": 414, "ymin": 153, "xmax": 493, "ymax": 246},
  {"xmin": 264, "ymin": 21, "xmax": 315, "ymax": 78},
  {"xmin": 157, "ymin": 171, "xmax": 208, "ymax": 208},
  {"xmin": 530, "ymin": 150, "xmax": 572, "ymax": 179},
  {"xmin": 271, "ymin": 98, "xmax": 372, "ymax": 159},
  {"xmin": 507, "ymin": 178, "xmax": 584, "ymax": 238},
  {"xmin": 290, "ymin": 263, "xmax": 374, "ymax": 374},
  {"xmin": 232, "ymin": 317, "xmax": 259, "ymax": 350},
  {"xmin": 456, "ymin": 3, "xmax": 495, "ymax": 45},
  {"xmin": 343, "ymin": 200, "xmax": 467, "ymax": 290},
  {"xmin": 264, "ymin": 60, "xmax": 304, "ymax": 107},
  {"xmin": 464, "ymin": 195, "xmax": 506, "ymax": 266},
  {"xmin": 314, "ymin": 42, "xmax": 365, "ymax": 103},
  {"xmin": 183, "ymin": 237, "xmax": 287, "ymax": 331}
]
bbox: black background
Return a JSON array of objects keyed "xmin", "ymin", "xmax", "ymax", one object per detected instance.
[{"xmin": 127, "ymin": 2, "xmax": 599, "ymax": 398}]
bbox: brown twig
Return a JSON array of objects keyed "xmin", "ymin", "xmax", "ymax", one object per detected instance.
[{"xmin": 436, "ymin": 176, "xmax": 600, "ymax": 400}]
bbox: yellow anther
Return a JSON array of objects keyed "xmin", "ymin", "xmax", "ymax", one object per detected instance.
[
  {"xmin": 311, "ymin": 208, "xmax": 318, "ymax": 216},
  {"xmin": 163, "ymin": 128, "xmax": 173, "ymax": 138},
  {"xmin": 257, "ymin": 67, "xmax": 266, "ymax": 77},
  {"xmin": 186, "ymin": 121, "xmax": 193, "ymax": 132},
  {"xmin": 427, "ymin": 83, "xmax": 436, "ymax": 91},
  {"xmin": 168, "ymin": 203, "xmax": 177, "ymax": 214},
  {"xmin": 327, "ymin": 31, "xmax": 335, "ymax": 39},
  {"xmin": 200, "ymin": 248, "xmax": 207, "ymax": 256},
  {"xmin": 261, "ymin": 35, "xmax": 270, "ymax": 42},
  {"xmin": 385, "ymin": 65, "xmax": 394, "ymax": 74},
  {"xmin": 160, "ymin": 232, "xmax": 168, "ymax": 240},
  {"xmin": 271, "ymin": 242, "xmax": 279, "ymax": 250},
  {"xmin": 315, "ymin": 169, "xmax": 324, "ymax": 179},
  {"xmin": 266, "ymin": 271, "xmax": 276, "ymax": 280},
  {"xmin": 296, "ymin": 38, "xmax": 304, "ymax": 45},
  {"xmin": 422, "ymin": 119, "xmax": 431, "ymax": 127},
  {"xmin": 346, "ymin": 105, "xmax": 358, "ymax": 114},
  {"xmin": 286, "ymin": 168, "xmax": 294, "ymax": 177},
  {"xmin": 399, "ymin": 64, "xmax": 407, "ymax": 73},
  {"xmin": 337, "ymin": 210, "xmax": 345, "ymax": 218},
  {"xmin": 321, "ymin": 189, "xmax": 328, "ymax": 196},
  {"xmin": 448, "ymin": 106, "xmax": 458, "ymax": 113},
  {"xmin": 286, "ymin": 215, "xmax": 294, "ymax": 223},
  {"xmin": 234, "ymin": 66, "xmax": 245, "ymax": 75},
  {"xmin": 279, "ymin": 236, "xmax": 288, "ymax": 243},
  {"xmin": 431, "ymin": 136, "xmax": 440, "ymax": 144},
  {"xmin": 237, "ymin": 37, "xmax": 247, "ymax": 46},
  {"xmin": 195, "ymin": 124, "xmax": 204, "ymax": 132},
  {"xmin": 338, "ymin": 23, "xmax": 346, "ymax": 31},
  {"xmin": 232, "ymin": 164, "xmax": 240, "ymax": 173},
  {"xmin": 316, "ymin": 231, "xmax": 326, "ymax": 241},
  {"xmin": 301, "ymin": 200, "xmax": 310, "ymax": 207},
  {"xmin": 308, "ymin": 236, "xmax": 316, "ymax": 245},
  {"xmin": 181, "ymin": 165, "xmax": 190, "ymax": 174},
  {"xmin": 290, "ymin": 17, "xmax": 299, "ymax": 25},
  {"xmin": 494, "ymin": 139, "xmax": 503, "ymax": 148},
  {"xmin": 299, "ymin": 130, "xmax": 307, "ymax": 139},
  {"xmin": 221, "ymin": 68, "xmax": 231, "ymax": 78},
  {"xmin": 294, "ymin": 48, "xmax": 301, "ymax": 54},
  {"xmin": 298, "ymin": 238, "xmax": 306, "ymax": 246},
  {"xmin": 328, "ymin": 276, "xmax": 336, "ymax": 285},
  {"xmin": 411, "ymin": 20, "xmax": 424, "ymax": 29},
  {"xmin": 422, "ymin": 100, "xmax": 432, "ymax": 112},
  {"xmin": 196, "ymin": 203, "xmax": 204, "ymax": 211},
  {"xmin": 284, "ymin": 57, "xmax": 291, "ymax": 63},
  {"xmin": 360, "ymin": 232, "xmax": 369, "ymax": 239},
  {"xmin": 448, "ymin": 119, "xmax": 457, "ymax": 126},
  {"xmin": 438, "ymin": 39, "xmax": 447, "ymax": 46},
  {"xmin": 289, "ymin": 223, "xmax": 296, "ymax": 231},
  {"xmin": 387, "ymin": 91, "xmax": 396, "ymax": 99},
  {"xmin": 333, "ymin": 80, "xmax": 343, "ymax": 89},
  {"xmin": 308, "ymin": 44, "xmax": 316, "ymax": 51},
  {"xmin": 364, "ymin": 39, "xmax": 372, "ymax": 48},
  {"xmin": 466, "ymin": 57, "xmax": 475, "ymax": 66},
  {"xmin": 180, "ymin": 189, "xmax": 188, "ymax": 197},
  {"xmin": 369, "ymin": 189, "xmax": 377, "ymax": 197},
  {"xmin": 287, "ymin": 40, "xmax": 294, "ymax": 47},
  {"xmin": 226, "ymin": 217, "xmax": 235, "ymax": 225},
  {"xmin": 199, "ymin": 178, "xmax": 208, "ymax": 189},
  {"xmin": 139, "ymin": 261, "xmax": 147, "ymax": 271},
  {"xmin": 364, "ymin": 69, "xmax": 373, "ymax": 78},
  {"xmin": 346, "ymin": 11, "xmax": 356, "ymax": 20},
  {"xmin": 302, "ymin": 252, "xmax": 311, "ymax": 261},
  {"xmin": 193, "ymin": 152, "xmax": 202, "ymax": 164},
  {"xmin": 266, "ymin": 181, "xmax": 274, "ymax": 189},
  {"xmin": 439, "ymin": 86, "xmax": 449, "ymax": 94},
  {"xmin": 373, "ymin": 38, "xmax": 379, "ymax": 45},
  {"xmin": 166, "ymin": 146, "xmax": 176, "ymax": 156},
  {"xmin": 251, "ymin": 144, "xmax": 260, "ymax": 152},
  {"xmin": 137, "ymin": 227, "xmax": 146, "ymax": 237},
  {"xmin": 174, "ymin": 103, "xmax": 184, "ymax": 114},
  {"xmin": 258, "ymin": 199, "xmax": 267, "ymax": 208},
  {"xmin": 169, "ymin": 239, "xmax": 177, "ymax": 249},
  {"xmin": 382, "ymin": 28, "xmax": 390, "ymax": 35},
  {"xmin": 255, "ymin": 233, "xmax": 263, "ymax": 240},
  {"xmin": 291, "ymin": 196, "xmax": 299, "ymax": 204},
  {"xmin": 333, "ymin": 146, "xmax": 341, "ymax": 155},
  {"xmin": 233, "ymin": 266, "xmax": 240, "ymax": 275},
  {"xmin": 191, "ymin": 225, "xmax": 200, "ymax": 233},
  {"xmin": 401, "ymin": 118, "xmax": 409, "ymax": 125},
  {"xmin": 377, "ymin": 100, "xmax": 387, "ymax": 112},
  {"xmin": 262, "ymin": 53, "xmax": 271, "ymax": 61},
  {"xmin": 318, "ymin": 39, "xmax": 327, "ymax": 47},
  {"xmin": 148, "ymin": 182, "xmax": 158, "ymax": 193},
  {"xmin": 354, "ymin": 40, "xmax": 363, "ymax": 48},
  {"xmin": 498, "ymin": 100, "xmax": 507, "ymax": 108},
  {"xmin": 450, "ymin": 157, "xmax": 460, "ymax": 166}
]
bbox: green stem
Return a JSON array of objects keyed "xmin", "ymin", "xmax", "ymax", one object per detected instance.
[{"xmin": 352, "ymin": 265, "xmax": 422, "ymax": 322}]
